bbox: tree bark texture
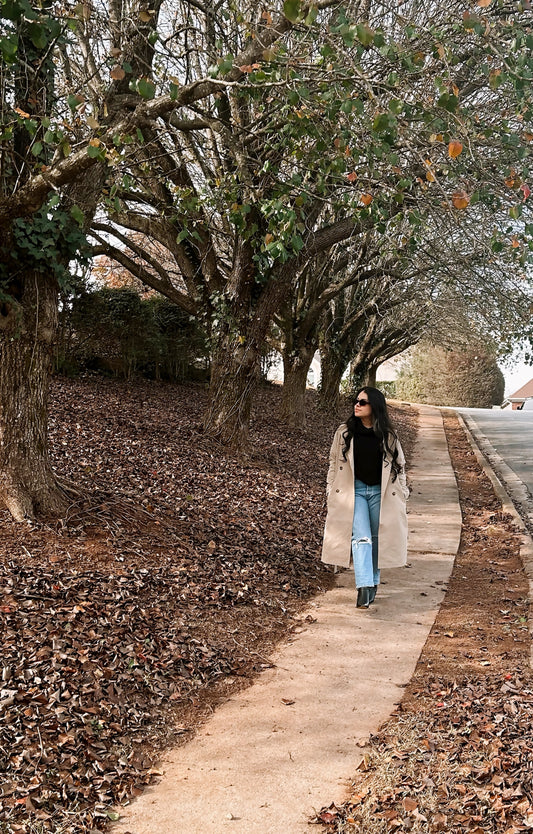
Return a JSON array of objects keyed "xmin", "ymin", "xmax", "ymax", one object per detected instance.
[
  {"xmin": 280, "ymin": 347, "xmax": 314, "ymax": 428},
  {"xmin": 0, "ymin": 271, "xmax": 67, "ymax": 520},
  {"xmin": 318, "ymin": 347, "xmax": 345, "ymax": 412},
  {"xmin": 203, "ymin": 330, "xmax": 261, "ymax": 449}
]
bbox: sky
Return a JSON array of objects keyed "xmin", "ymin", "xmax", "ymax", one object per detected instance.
[{"xmin": 501, "ymin": 352, "xmax": 533, "ymax": 396}]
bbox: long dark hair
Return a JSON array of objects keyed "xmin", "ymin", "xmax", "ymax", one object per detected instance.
[{"xmin": 342, "ymin": 386, "xmax": 402, "ymax": 481}]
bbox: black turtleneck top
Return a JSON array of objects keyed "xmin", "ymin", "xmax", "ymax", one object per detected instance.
[{"xmin": 352, "ymin": 421, "xmax": 382, "ymax": 485}]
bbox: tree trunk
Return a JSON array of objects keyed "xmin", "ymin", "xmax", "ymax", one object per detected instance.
[
  {"xmin": 0, "ymin": 270, "xmax": 68, "ymax": 521},
  {"xmin": 280, "ymin": 348, "xmax": 314, "ymax": 427},
  {"xmin": 366, "ymin": 364, "xmax": 378, "ymax": 387},
  {"xmin": 203, "ymin": 329, "xmax": 261, "ymax": 449},
  {"xmin": 318, "ymin": 346, "xmax": 346, "ymax": 412}
]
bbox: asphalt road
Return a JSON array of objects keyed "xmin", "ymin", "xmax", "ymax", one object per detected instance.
[{"xmin": 457, "ymin": 407, "xmax": 533, "ymax": 500}]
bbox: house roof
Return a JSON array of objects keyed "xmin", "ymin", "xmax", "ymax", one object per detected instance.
[{"xmin": 510, "ymin": 378, "xmax": 533, "ymax": 399}]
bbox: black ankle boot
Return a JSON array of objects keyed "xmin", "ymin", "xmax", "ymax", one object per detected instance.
[
  {"xmin": 368, "ymin": 585, "xmax": 378, "ymax": 604},
  {"xmin": 356, "ymin": 587, "xmax": 372, "ymax": 608}
]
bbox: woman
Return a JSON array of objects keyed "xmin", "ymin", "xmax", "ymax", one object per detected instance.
[{"xmin": 321, "ymin": 387, "xmax": 409, "ymax": 608}]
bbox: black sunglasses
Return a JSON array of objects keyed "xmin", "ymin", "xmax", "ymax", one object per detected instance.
[{"xmin": 354, "ymin": 398, "xmax": 369, "ymax": 406}]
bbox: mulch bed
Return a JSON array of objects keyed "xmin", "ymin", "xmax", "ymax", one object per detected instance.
[
  {"xmin": 0, "ymin": 377, "xmax": 417, "ymax": 833},
  {"xmin": 312, "ymin": 412, "xmax": 533, "ymax": 833}
]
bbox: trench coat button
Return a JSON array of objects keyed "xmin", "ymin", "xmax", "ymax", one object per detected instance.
[
  {"xmin": 339, "ymin": 466, "xmax": 343, "ymax": 470},
  {"xmin": 335, "ymin": 489, "xmax": 340, "ymax": 493},
  {"xmin": 392, "ymin": 491, "xmax": 396, "ymax": 495}
]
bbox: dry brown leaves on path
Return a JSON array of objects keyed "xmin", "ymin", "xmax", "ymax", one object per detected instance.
[
  {"xmin": 0, "ymin": 378, "xmax": 418, "ymax": 833},
  {"xmin": 313, "ymin": 412, "xmax": 533, "ymax": 833}
]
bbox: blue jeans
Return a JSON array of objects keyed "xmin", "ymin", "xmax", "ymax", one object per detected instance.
[{"xmin": 352, "ymin": 479, "xmax": 381, "ymax": 589}]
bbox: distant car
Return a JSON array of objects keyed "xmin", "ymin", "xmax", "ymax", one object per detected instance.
[{"xmin": 520, "ymin": 398, "xmax": 533, "ymax": 410}]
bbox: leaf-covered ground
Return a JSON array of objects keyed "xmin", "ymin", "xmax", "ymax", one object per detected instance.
[
  {"xmin": 313, "ymin": 413, "xmax": 533, "ymax": 833},
  {"xmin": 0, "ymin": 377, "xmax": 418, "ymax": 833}
]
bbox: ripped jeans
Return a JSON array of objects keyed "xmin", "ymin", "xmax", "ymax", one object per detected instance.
[{"xmin": 352, "ymin": 479, "xmax": 381, "ymax": 589}]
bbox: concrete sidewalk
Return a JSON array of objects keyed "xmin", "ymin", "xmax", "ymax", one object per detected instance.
[{"xmin": 114, "ymin": 405, "xmax": 462, "ymax": 834}]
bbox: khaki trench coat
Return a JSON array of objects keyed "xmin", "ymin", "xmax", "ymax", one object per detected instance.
[{"xmin": 321, "ymin": 423, "xmax": 409, "ymax": 570}]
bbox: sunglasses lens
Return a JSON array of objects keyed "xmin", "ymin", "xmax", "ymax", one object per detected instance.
[{"xmin": 355, "ymin": 399, "xmax": 368, "ymax": 406}]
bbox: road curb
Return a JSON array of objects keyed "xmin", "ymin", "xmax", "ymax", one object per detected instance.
[{"xmin": 453, "ymin": 411, "xmax": 533, "ymax": 669}]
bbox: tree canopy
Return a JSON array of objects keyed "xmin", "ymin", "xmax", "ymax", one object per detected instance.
[{"xmin": 1, "ymin": 0, "xmax": 533, "ymax": 517}]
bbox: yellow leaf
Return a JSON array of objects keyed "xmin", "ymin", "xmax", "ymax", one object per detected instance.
[
  {"xmin": 261, "ymin": 9, "xmax": 273, "ymax": 24},
  {"xmin": 89, "ymin": 138, "xmax": 101, "ymax": 147},
  {"xmin": 437, "ymin": 44, "xmax": 445, "ymax": 59},
  {"xmin": 138, "ymin": 9, "xmax": 153, "ymax": 21},
  {"xmin": 511, "ymin": 237, "xmax": 520, "ymax": 248},
  {"xmin": 452, "ymin": 84, "xmax": 459, "ymax": 97},
  {"xmin": 86, "ymin": 115, "xmax": 100, "ymax": 129},
  {"xmin": 426, "ymin": 170, "xmax": 436, "ymax": 182},
  {"xmin": 360, "ymin": 193, "xmax": 373, "ymax": 206},
  {"xmin": 477, "ymin": 0, "xmax": 491, "ymax": 6},
  {"xmin": 452, "ymin": 191, "xmax": 470, "ymax": 209},
  {"xmin": 264, "ymin": 233, "xmax": 274, "ymax": 244},
  {"xmin": 448, "ymin": 140, "xmax": 463, "ymax": 159}
]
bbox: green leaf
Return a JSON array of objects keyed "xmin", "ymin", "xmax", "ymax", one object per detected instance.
[
  {"xmin": 356, "ymin": 24, "xmax": 375, "ymax": 47},
  {"xmin": 304, "ymin": 5, "xmax": 317, "ymax": 25},
  {"xmin": 437, "ymin": 92, "xmax": 458, "ymax": 112},
  {"xmin": 137, "ymin": 78, "xmax": 156, "ymax": 99},
  {"xmin": 87, "ymin": 144, "xmax": 103, "ymax": 158},
  {"xmin": 283, "ymin": 0, "xmax": 301, "ymax": 22},
  {"xmin": 70, "ymin": 205, "xmax": 85, "ymax": 226},
  {"xmin": 106, "ymin": 811, "xmax": 120, "ymax": 822},
  {"xmin": 31, "ymin": 141, "xmax": 43, "ymax": 156},
  {"xmin": 340, "ymin": 25, "xmax": 356, "ymax": 48},
  {"xmin": 217, "ymin": 55, "xmax": 234, "ymax": 73},
  {"xmin": 28, "ymin": 22, "xmax": 48, "ymax": 49},
  {"xmin": 1, "ymin": 33, "xmax": 18, "ymax": 62},
  {"xmin": 389, "ymin": 99, "xmax": 403, "ymax": 115}
]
